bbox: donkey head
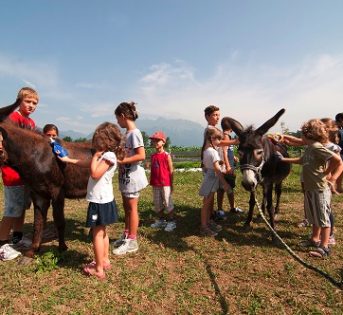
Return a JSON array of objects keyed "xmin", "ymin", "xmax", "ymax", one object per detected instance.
[{"xmin": 223, "ymin": 109, "xmax": 285, "ymax": 191}]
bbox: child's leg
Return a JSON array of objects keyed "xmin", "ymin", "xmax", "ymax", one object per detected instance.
[
  {"xmin": 201, "ymin": 193, "xmax": 214, "ymax": 227},
  {"xmin": 123, "ymin": 196, "xmax": 139, "ymax": 239},
  {"xmin": 320, "ymin": 227, "xmax": 330, "ymax": 248},
  {"xmin": 121, "ymin": 193, "xmax": 130, "ymax": 237},
  {"xmin": 92, "ymin": 225, "xmax": 106, "ymax": 273},
  {"xmin": 0, "ymin": 217, "xmax": 14, "ymax": 244},
  {"xmin": 311, "ymin": 225, "xmax": 321, "ymax": 243},
  {"xmin": 329, "ymin": 211, "xmax": 335, "ymax": 237},
  {"xmin": 228, "ymin": 191, "xmax": 235, "ymax": 209},
  {"xmin": 103, "ymin": 228, "xmax": 110, "ymax": 265}
]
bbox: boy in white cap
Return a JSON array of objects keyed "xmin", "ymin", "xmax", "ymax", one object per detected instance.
[{"xmin": 149, "ymin": 131, "xmax": 176, "ymax": 232}]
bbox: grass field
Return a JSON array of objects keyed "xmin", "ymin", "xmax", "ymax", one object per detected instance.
[{"xmin": 1, "ymin": 165, "xmax": 343, "ymax": 314}]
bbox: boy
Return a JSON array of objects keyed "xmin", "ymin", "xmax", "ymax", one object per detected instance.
[
  {"xmin": 203, "ymin": 105, "xmax": 239, "ymax": 221},
  {"xmin": 149, "ymin": 131, "xmax": 176, "ymax": 232},
  {"xmin": 216, "ymin": 117, "xmax": 244, "ymax": 218},
  {"xmin": 281, "ymin": 119, "xmax": 343, "ymax": 258},
  {"xmin": 0, "ymin": 87, "xmax": 38, "ymax": 259}
]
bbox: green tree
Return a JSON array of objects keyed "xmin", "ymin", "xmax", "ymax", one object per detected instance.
[{"xmin": 63, "ymin": 136, "xmax": 73, "ymax": 142}]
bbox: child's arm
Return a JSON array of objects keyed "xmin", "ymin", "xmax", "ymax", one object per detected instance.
[
  {"xmin": 213, "ymin": 160, "xmax": 230, "ymax": 192},
  {"xmin": 221, "ymin": 134, "xmax": 232, "ymax": 174},
  {"xmin": 325, "ymin": 153, "xmax": 343, "ymax": 193},
  {"xmin": 118, "ymin": 146, "xmax": 145, "ymax": 164},
  {"xmin": 281, "ymin": 157, "xmax": 302, "ymax": 164},
  {"xmin": 282, "ymin": 135, "xmax": 304, "ymax": 146},
  {"xmin": 219, "ymin": 137, "xmax": 239, "ymax": 147},
  {"xmin": 167, "ymin": 154, "xmax": 174, "ymax": 191},
  {"xmin": 90, "ymin": 151, "xmax": 112, "ymax": 180},
  {"xmin": 58, "ymin": 156, "xmax": 91, "ymax": 167}
]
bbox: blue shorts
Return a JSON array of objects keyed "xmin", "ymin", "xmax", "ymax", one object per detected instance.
[
  {"xmin": 85, "ymin": 201, "xmax": 118, "ymax": 227},
  {"xmin": 3, "ymin": 185, "xmax": 31, "ymax": 218}
]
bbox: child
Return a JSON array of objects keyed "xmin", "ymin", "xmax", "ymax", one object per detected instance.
[
  {"xmin": 281, "ymin": 119, "xmax": 343, "ymax": 258},
  {"xmin": 0, "ymin": 87, "xmax": 38, "ymax": 258},
  {"xmin": 112, "ymin": 101, "xmax": 148, "ymax": 255},
  {"xmin": 335, "ymin": 112, "xmax": 343, "ymax": 192},
  {"xmin": 199, "ymin": 127, "xmax": 230, "ymax": 236},
  {"xmin": 43, "ymin": 124, "xmax": 72, "ymax": 161},
  {"xmin": 78, "ymin": 122, "xmax": 124, "ymax": 279},
  {"xmin": 203, "ymin": 105, "xmax": 239, "ymax": 221},
  {"xmin": 216, "ymin": 118, "xmax": 244, "ymax": 218},
  {"xmin": 149, "ymin": 131, "xmax": 175, "ymax": 232}
]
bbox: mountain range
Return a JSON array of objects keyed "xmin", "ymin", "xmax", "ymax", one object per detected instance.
[{"xmin": 60, "ymin": 118, "xmax": 205, "ymax": 146}]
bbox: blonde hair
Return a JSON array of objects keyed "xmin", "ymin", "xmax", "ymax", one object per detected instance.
[
  {"xmin": 92, "ymin": 122, "xmax": 125, "ymax": 160},
  {"xmin": 301, "ymin": 119, "xmax": 328, "ymax": 143},
  {"xmin": 17, "ymin": 87, "xmax": 39, "ymax": 102}
]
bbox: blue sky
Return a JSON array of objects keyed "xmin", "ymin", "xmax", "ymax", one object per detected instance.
[{"xmin": 1, "ymin": 1, "xmax": 343, "ymax": 135}]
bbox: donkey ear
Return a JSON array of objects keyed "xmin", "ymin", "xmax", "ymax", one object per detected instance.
[
  {"xmin": 0, "ymin": 126, "xmax": 8, "ymax": 140},
  {"xmin": 256, "ymin": 108, "xmax": 286, "ymax": 136},
  {"xmin": 222, "ymin": 117, "xmax": 244, "ymax": 137},
  {"xmin": 0, "ymin": 100, "xmax": 21, "ymax": 122}
]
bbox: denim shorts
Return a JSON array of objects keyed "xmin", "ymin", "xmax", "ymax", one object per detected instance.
[
  {"xmin": 86, "ymin": 201, "xmax": 118, "ymax": 227},
  {"xmin": 4, "ymin": 185, "xmax": 31, "ymax": 218}
]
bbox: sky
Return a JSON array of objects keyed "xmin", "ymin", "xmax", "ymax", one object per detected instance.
[{"xmin": 1, "ymin": 0, "xmax": 343, "ymax": 136}]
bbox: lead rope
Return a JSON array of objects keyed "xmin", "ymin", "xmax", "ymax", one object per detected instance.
[{"xmin": 254, "ymin": 195, "xmax": 343, "ymax": 289}]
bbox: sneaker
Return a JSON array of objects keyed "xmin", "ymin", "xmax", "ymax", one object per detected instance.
[
  {"xmin": 213, "ymin": 210, "xmax": 226, "ymax": 221},
  {"xmin": 112, "ymin": 239, "xmax": 139, "ymax": 256},
  {"xmin": 298, "ymin": 239, "xmax": 320, "ymax": 248},
  {"xmin": 297, "ymin": 219, "xmax": 310, "ymax": 228},
  {"xmin": 112, "ymin": 233, "xmax": 127, "ymax": 248},
  {"xmin": 328, "ymin": 236, "xmax": 336, "ymax": 246},
  {"xmin": 200, "ymin": 226, "xmax": 218, "ymax": 237},
  {"xmin": 164, "ymin": 221, "xmax": 176, "ymax": 232},
  {"xmin": 11, "ymin": 232, "xmax": 23, "ymax": 245},
  {"xmin": 0, "ymin": 244, "xmax": 22, "ymax": 261},
  {"xmin": 209, "ymin": 220, "xmax": 222, "ymax": 232},
  {"xmin": 230, "ymin": 207, "xmax": 244, "ymax": 214},
  {"xmin": 150, "ymin": 219, "xmax": 167, "ymax": 229}
]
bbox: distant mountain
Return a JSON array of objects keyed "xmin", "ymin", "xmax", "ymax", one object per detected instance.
[
  {"xmin": 60, "ymin": 118, "xmax": 204, "ymax": 146},
  {"xmin": 137, "ymin": 117, "xmax": 204, "ymax": 146}
]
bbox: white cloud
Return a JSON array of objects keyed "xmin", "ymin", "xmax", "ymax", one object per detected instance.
[{"xmin": 134, "ymin": 54, "xmax": 343, "ymax": 132}]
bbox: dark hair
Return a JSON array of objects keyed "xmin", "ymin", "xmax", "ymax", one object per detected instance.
[
  {"xmin": 114, "ymin": 101, "xmax": 138, "ymax": 121},
  {"xmin": 92, "ymin": 122, "xmax": 125, "ymax": 160},
  {"xmin": 43, "ymin": 124, "xmax": 59, "ymax": 136},
  {"xmin": 204, "ymin": 105, "xmax": 219, "ymax": 118},
  {"xmin": 335, "ymin": 113, "xmax": 343, "ymax": 122}
]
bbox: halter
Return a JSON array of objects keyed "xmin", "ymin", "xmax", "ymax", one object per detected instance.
[{"xmin": 240, "ymin": 159, "xmax": 265, "ymax": 183}]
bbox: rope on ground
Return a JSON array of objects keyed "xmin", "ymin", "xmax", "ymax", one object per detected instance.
[{"xmin": 254, "ymin": 196, "xmax": 343, "ymax": 290}]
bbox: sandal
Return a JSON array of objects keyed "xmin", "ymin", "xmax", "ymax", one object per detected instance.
[
  {"xmin": 83, "ymin": 265, "xmax": 106, "ymax": 280},
  {"xmin": 298, "ymin": 239, "xmax": 320, "ymax": 248},
  {"xmin": 86, "ymin": 260, "xmax": 112, "ymax": 271},
  {"xmin": 309, "ymin": 246, "xmax": 331, "ymax": 258}
]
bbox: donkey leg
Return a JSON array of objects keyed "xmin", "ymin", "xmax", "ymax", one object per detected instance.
[
  {"xmin": 52, "ymin": 192, "xmax": 67, "ymax": 252},
  {"xmin": 25, "ymin": 196, "xmax": 50, "ymax": 258},
  {"xmin": 265, "ymin": 183, "xmax": 275, "ymax": 230},
  {"xmin": 244, "ymin": 192, "xmax": 256, "ymax": 228},
  {"xmin": 274, "ymin": 183, "xmax": 282, "ymax": 215}
]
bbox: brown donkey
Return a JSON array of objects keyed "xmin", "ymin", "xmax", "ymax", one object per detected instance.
[{"xmin": 0, "ymin": 100, "xmax": 91, "ymax": 257}]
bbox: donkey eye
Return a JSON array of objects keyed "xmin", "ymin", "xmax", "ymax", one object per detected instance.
[
  {"xmin": 255, "ymin": 149, "xmax": 264, "ymax": 156},
  {"xmin": 238, "ymin": 151, "xmax": 244, "ymax": 158}
]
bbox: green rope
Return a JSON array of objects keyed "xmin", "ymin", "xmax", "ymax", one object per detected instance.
[{"xmin": 254, "ymin": 196, "xmax": 343, "ymax": 289}]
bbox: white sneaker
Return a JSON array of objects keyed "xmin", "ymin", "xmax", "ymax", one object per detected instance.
[
  {"xmin": 0, "ymin": 244, "xmax": 22, "ymax": 261},
  {"xmin": 112, "ymin": 233, "xmax": 127, "ymax": 248},
  {"xmin": 151, "ymin": 219, "xmax": 167, "ymax": 229},
  {"xmin": 112, "ymin": 239, "xmax": 139, "ymax": 255},
  {"xmin": 164, "ymin": 221, "xmax": 176, "ymax": 232}
]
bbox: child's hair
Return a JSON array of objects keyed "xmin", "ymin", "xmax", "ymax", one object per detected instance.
[
  {"xmin": 92, "ymin": 122, "xmax": 125, "ymax": 160},
  {"xmin": 43, "ymin": 124, "xmax": 59, "ymax": 136},
  {"xmin": 301, "ymin": 119, "xmax": 329, "ymax": 143},
  {"xmin": 320, "ymin": 118, "xmax": 338, "ymax": 143},
  {"xmin": 335, "ymin": 112, "xmax": 343, "ymax": 122},
  {"xmin": 17, "ymin": 87, "xmax": 39, "ymax": 102},
  {"xmin": 201, "ymin": 127, "xmax": 223, "ymax": 161},
  {"xmin": 221, "ymin": 117, "xmax": 232, "ymax": 131},
  {"xmin": 114, "ymin": 101, "xmax": 138, "ymax": 121},
  {"xmin": 204, "ymin": 105, "xmax": 219, "ymax": 118}
]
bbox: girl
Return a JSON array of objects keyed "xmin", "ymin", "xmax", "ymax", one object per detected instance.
[
  {"xmin": 43, "ymin": 124, "xmax": 70, "ymax": 160},
  {"xmin": 67, "ymin": 122, "xmax": 124, "ymax": 279},
  {"xmin": 199, "ymin": 127, "xmax": 230, "ymax": 236},
  {"xmin": 112, "ymin": 102, "xmax": 148, "ymax": 255}
]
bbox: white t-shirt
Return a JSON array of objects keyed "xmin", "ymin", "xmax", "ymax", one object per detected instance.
[
  {"xmin": 86, "ymin": 152, "xmax": 117, "ymax": 204},
  {"xmin": 202, "ymin": 147, "xmax": 220, "ymax": 170}
]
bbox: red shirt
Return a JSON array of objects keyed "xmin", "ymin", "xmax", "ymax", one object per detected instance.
[
  {"xmin": 150, "ymin": 152, "xmax": 171, "ymax": 187},
  {"xmin": 1, "ymin": 111, "xmax": 36, "ymax": 186}
]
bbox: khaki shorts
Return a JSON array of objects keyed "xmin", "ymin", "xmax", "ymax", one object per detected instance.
[
  {"xmin": 3, "ymin": 185, "xmax": 31, "ymax": 218},
  {"xmin": 304, "ymin": 188, "xmax": 331, "ymax": 227},
  {"xmin": 152, "ymin": 186, "xmax": 174, "ymax": 213}
]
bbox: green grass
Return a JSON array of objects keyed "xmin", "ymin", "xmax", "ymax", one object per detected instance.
[{"xmin": 1, "ymin": 165, "xmax": 343, "ymax": 314}]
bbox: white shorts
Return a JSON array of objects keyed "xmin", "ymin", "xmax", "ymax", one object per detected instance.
[{"xmin": 153, "ymin": 186, "xmax": 174, "ymax": 213}]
